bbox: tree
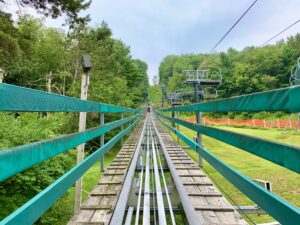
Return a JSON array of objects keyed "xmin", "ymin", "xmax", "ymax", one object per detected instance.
[{"xmin": 0, "ymin": 0, "xmax": 91, "ymax": 22}]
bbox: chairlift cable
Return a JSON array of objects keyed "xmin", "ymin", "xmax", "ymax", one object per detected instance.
[
  {"xmin": 209, "ymin": 0, "xmax": 258, "ymax": 53},
  {"xmin": 261, "ymin": 19, "xmax": 300, "ymax": 47}
]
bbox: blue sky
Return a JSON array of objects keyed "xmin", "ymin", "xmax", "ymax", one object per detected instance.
[{"xmin": 4, "ymin": 0, "xmax": 300, "ymax": 83}]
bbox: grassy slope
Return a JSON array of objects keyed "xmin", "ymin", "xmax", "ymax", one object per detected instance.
[{"xmin": 170, "ymin": 125, "xmax": 300, "ymax": 224}]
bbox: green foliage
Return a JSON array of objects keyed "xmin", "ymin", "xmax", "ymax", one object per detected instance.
[
  {"xmin": 0, "ymin": 112, "xmax": 76, "ymax": 222},
  {"xmin": 0, "ymin": 0, "xmax": 91, "ymax": 23},
  {"xmin": 159, "ymin": 34, "xmax": 300, "ymax": 99}
]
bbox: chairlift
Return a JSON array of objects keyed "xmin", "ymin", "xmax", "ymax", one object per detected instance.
[
  {"xmin": 290, "ymin": 57, "xmax": 300, "ymax": 86},
  {"xmin": 183, "ymin": 66, "xmax": 222, "ymax": 86}
]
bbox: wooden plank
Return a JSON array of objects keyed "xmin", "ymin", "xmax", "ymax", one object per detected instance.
[
  {"xmin": 175, "ymin": 167, "xmax": 199, "ymax": 170},
  {"xmin": 81, "ymin": 204, "xmax": 112, "ymax": 210},
  {"xmin": 103, "ymin": 172, "xmax": 125, "ymax": 176},
  {"xmin": 90, "ymin": 191, "xmax": 118, "ymax": 196},
  {"xmin": 106, "ymin": 167, "xmax": 127, "ymax": 170},
  {"xmin": 188, "ymin": 192, "xmax": 222, "ymax": 197},
  {"xmin": 98, "ymin": 181, "xmax": 122, "ymax": 185},
  {"xmin": 194, "ymin": 205, "xmax": 235, "ymax": 212},
  {"xmin": 183, "ymin": 182, "xmax": 213, "ymax": 186},
  {"xmin": 179, "ymin": 174, "xmax": 206, "ymax": 177}
]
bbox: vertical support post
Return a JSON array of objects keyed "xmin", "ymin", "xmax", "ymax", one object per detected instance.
[
  {"xmin": 171, "ymin": 104, "xmax": 175, "ymax": 128},
  {"xmin": 121, "ymin": 113, "xmax": 124, "ymax": 145},
  {"xmin": 176, "ymin": 111, "xmax": 180, "ymax": 144},
  {"xmin": 194, "ymin": 82, "xmax": 203, "ymax": 168},
  {"xmin": 74, "ymin": 74, "xmax": 89, "ymax": 214},
  {"xmin": 0, "ymin": 68, "xmax": 5, "ymax": 83},
  {"xmin": 100, "ymin": 112, "xmax": 105, "ymax": 172}
]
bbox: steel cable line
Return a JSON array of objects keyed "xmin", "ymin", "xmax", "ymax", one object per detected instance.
[
  {"xmin": 209, "ymin": 0, "xmax": 258, "ymax": 53},
  {"xmin": 260, "ymin": 19, "xmax": 300, "ymax": 47}
]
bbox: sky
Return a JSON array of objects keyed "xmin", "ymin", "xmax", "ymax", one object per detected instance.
[{"xmin": 3, "ymin": 0, "xmax": 300, "ymax": 84}]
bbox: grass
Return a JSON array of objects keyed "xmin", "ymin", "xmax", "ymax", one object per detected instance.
[{"xmin": 169, "ymin": 124, "xmax": 300, "ymax": 224}]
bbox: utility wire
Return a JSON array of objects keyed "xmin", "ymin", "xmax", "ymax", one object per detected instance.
[
  {"xmin": 261, "ymin": 19, "xmax": 300, "ymax": 47},
  {"xmin": 209, "ymin": 0, "xmax": 258, "ymax": 53}
]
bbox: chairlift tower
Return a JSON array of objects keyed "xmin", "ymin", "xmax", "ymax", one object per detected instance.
[{"xmin": 183, "ymin": 67, "xmax": 222, "ymax": 167}]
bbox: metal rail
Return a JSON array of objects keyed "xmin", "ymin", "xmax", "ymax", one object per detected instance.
[
  {"xmin": 152, "ymin": 115, "xmax": 176, "ymax": 225},
  {"xmin": 142, "ymin": 119, "xmax": 151, "ymax": 225},
  {"xmin": 151, "ymin": 116, "xmax": 202, "ymax": 225},
  {"xmin": 110, "ymin": 118, "xmax": 147, "ymax": 225},
  {"xmin": 150, "ymin": 125, "xmax": 167, "ymax": 225}
]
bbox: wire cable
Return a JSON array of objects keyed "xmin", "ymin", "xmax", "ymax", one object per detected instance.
[
  {"xmin": 202, "ymin": 166, "xmax": 257, "ymax": 225},
  {"xmin": 210, "ymin": 0, "xmax": 258, "ymax": 53},
  {"xmin": 260, "ymin": 19, "xmax": 300, "ymax": 47}
]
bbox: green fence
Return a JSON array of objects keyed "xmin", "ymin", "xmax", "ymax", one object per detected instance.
[
  {"xmin": 156, "ymin": 86, "xmax": 300, "ymax": 225},
  {"xmin": 0, "ymin": 83, "xmax": 141, "ymax": 225}
]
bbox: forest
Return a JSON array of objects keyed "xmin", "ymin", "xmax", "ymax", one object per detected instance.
[
  {"xmin": 155, "ymin": 33, "xmax": 300, "ymax": 119},
  {"xmin": 0, "ymin": 6, "xmax": 148, "ymax": 224}
]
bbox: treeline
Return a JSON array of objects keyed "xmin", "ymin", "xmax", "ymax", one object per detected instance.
[
  {"xmin": 0, "ymin": 10, "xmax": 148, "ymax": 224},
  {"xmin": 0, "ymin": 12, "xmax": 149, "ymax": 106},
  {"xmin": 159, "ymin": 34, "xmax": 300, "ymax": 98}
]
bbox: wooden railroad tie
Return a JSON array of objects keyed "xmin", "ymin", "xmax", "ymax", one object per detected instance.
[
  {"xmin": 104, "ymin": 172, "xmax": 125, "ymax": 176},
  {"xmin": 90, "ymin": 191, "xmax": 118, "ymax": 196},
  {"xmin": 179, "ymin": 174, "xmax": 206, "ymax": 177},
  {"xmin": 110, "ymin": 163, "xmax": 128, "ymax": 166},
  {"xmin": 112, "ymin": 159, "xmax": 129, "ymax": 163},
  {"xmin": 173, "ymin": 162, "xmax": 194, "ymax": 164},
  {"xmin": 77, "ymin": 222, "xmax": 105, "ymax": 225},
  {"xmin": 98, "ymin": 181, "xmax": 122, "ymax": 185},
  {"xmin": 80, "ymin": 204, "xmax": 112, "ymax": 210},
  {"xmin": 106, "ymin": 167, "xmax": 127, "ymax": 170},
  {"xmin": 188, "ymin": 192, "xmax": 222, "ymax": 197},
  {"xmin": 115, "ymin": 156, "xmax": 131, "ymax": 159},
  {"xmin": 183, "ymin": 182, "xmax": 213, "ymax": 186},
  {"xmin": 194, "ymin": 205, "xmax": 235, "ymax": 212},
  {"xmin": 175, "ymin": 167, "xmax": 200, "ymax": 170}
]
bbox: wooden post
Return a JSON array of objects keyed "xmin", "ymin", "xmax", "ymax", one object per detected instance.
[
  {"xmin": 194, "ymin": 82, "xmax": 203, "ymax": 168},
  {"xmin": 74, "ymin": 74, "xmax": 89, "ymax": 214},
  {"xmin": 176, "ymin": 111, "xmax": 180, "ymax": 144},
  {"xmin": 263, "ymin": 119, "xmax": 266, "ymax": 128},
  {"xmin": 253, "ymin": 119, "xmax": 255, "ymax": 127},
  {"xmin": 100, "ymin": 112, "xmax": 105, "ymax": 172},
  {"xmin": 121, "ymin": 113, "xmax": 124, "ymax": 145},
  {"xmin": 0, "ymin": 68, "xmax": 4, "ymax": 83}
]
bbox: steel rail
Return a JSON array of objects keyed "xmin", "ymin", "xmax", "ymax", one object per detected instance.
[
  {"xmin": 135, "ymin": 155, "xmax": 145, "ymax": 225},
  {"xmin": 152, "ymin": 115, "xmax": 176, "ymax": 225},
  {"xmin": 150, "ymin": 152, "xmax": 157, "ymax": 225},
  {"xmin": 151, "ymin": 116, "xmax": 203, "ymax": 225},
  {"xmin": 124, "ymin": 207, "xmax": 134, "ymax": 225},
  {"xmin": 150, "ymin": 125, "xmax": 167, "ymax": 225},
  {"xmin": 110, "ymin": 117, "xmax": 147, "ymax": 225},
  {"xmin": 142, "ymin": 118, "xmax": 151, "ymax": 225}
]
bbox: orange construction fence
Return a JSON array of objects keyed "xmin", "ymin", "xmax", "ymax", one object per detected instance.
[{"xmin": 183, "ymin": 117, "xmax": 300, "ymax": 129}]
